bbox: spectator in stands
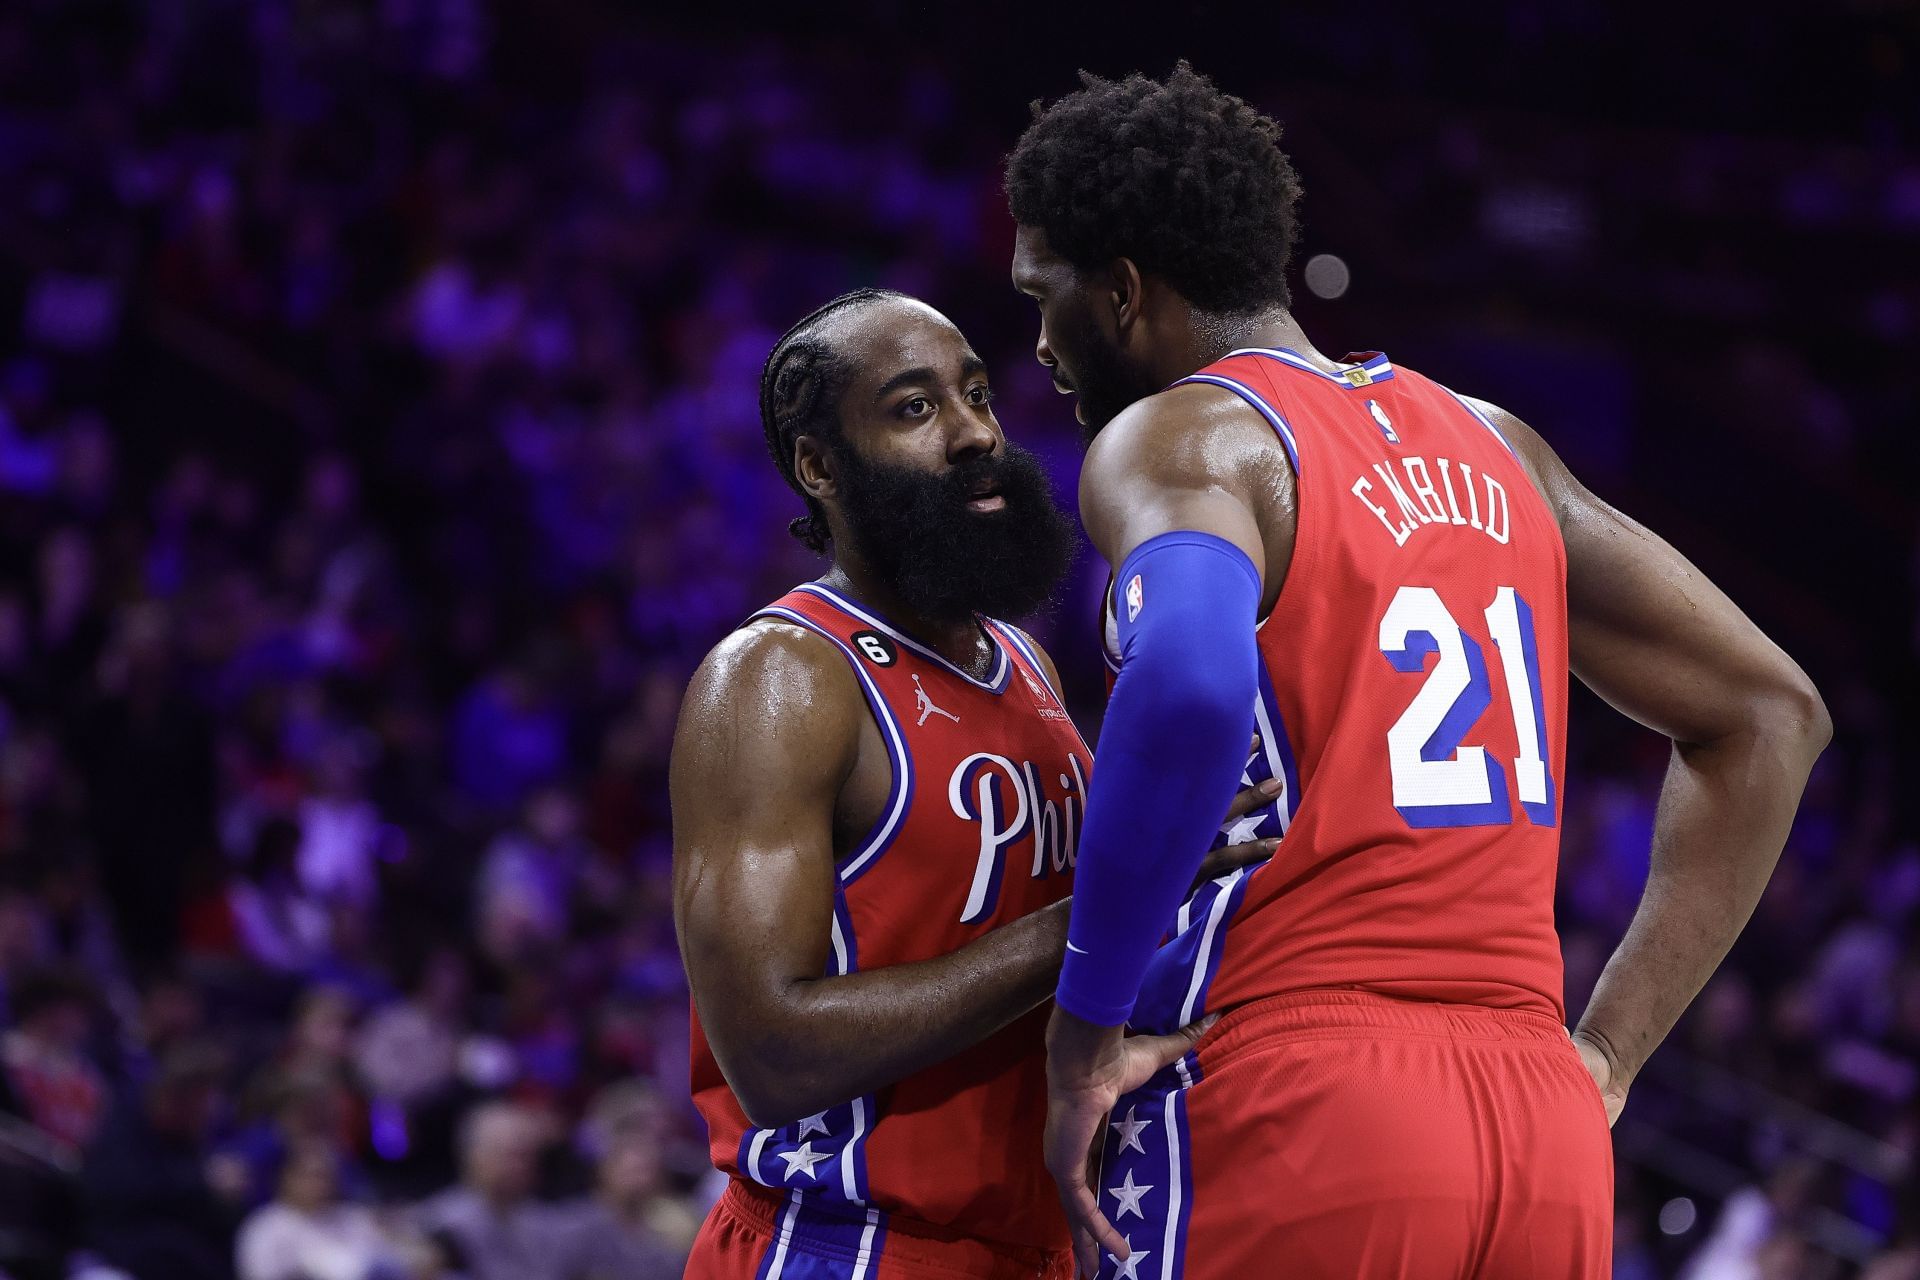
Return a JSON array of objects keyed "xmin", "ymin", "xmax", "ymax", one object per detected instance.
[
  {"xmin": 0, "ymin": 966, "xmax": 106, "ymax": 1157},
  {"xmin": 230, "ymin": 816, "xmax": 333, "ymax": 975},
  {"xmin": 555, "ymin": 1081, "xmax": 692, "ymax": 1276},
  {"xmin": 411, "ymin": 1100, "xmax": 569, "ymax": 1280},
  {"xmin": 235, "ymin": 1143, "xmax": 417, "ymax": 1280},
  {"xmin": 83, "ymin": 1042, "xmax": 248, "ymax": 1280}
]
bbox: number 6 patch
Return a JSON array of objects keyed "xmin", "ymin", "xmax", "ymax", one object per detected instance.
[{"xmin": 852, "ymin": 631, "xmax": 897, "ymax": 667}]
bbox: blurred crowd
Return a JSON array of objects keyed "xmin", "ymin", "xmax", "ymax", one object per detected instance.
[{"xmin": 0, "ymin": 2, "xmax": 1913, "ymax": 1278}]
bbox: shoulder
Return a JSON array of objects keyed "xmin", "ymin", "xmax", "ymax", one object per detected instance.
[
  {"xmin": 1078, "ymin": 381, "xmax": 1291, "ymax": 564},
  {"xmin": 684, "ymin": 617, "xmax": 862, "ymax": 714},
  {"xmin": 673, "ymin": 618, "xmax": 866, "ymax": 773},
  {"xmin": 1457, "ymin": 395, "xmax": 1578, "ymax": 525},
  {"xmin": 1083, "ymin": 381, "xmax": 1268, "ymax": 489}
]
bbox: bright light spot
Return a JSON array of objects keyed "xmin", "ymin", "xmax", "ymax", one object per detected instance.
[
  {"xmin": 1303, "ymin": 253, "xmax": 1351, "ymax": 300},
  {"xmin": 1659, "ymin": 1198, "xmax": 1697, "ymax": 1235}
]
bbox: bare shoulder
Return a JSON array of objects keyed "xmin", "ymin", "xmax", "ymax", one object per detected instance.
[
  {"xmin": 1458, "ymin": 395, "xmax": 1582, "ymax": 525},
  {"xmin": 1080, "ymin": 381, "xmax": 1286, "ymax": 525},
  {"xmin": 1082, "ymin": 381, "xmax": 1274, "ymax": 496},
  {"xmin": 674, "ymin": 618, "xmax": 865, "ymax": 770}
]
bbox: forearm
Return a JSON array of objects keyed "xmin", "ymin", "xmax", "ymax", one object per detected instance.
[
  {"xmin": 721, "ymin": 898, "xmax": 1069, "ymax": 1126},
  {"xmin": 1576, "ymin": 718, "xmax": 1824, "ymax": 1083},
  {"xmin": 1056, "ymin": 532, "xmax": 1261, "ymax": 1025}
]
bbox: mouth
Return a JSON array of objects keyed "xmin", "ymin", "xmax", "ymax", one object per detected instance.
[
  {"xmin": 966, "ymin": 491, "xmax": 1006, "ymax": 514},
  {"xmin": 965, "ymin": 480, "xmax": 1006, "ymax": 514}
]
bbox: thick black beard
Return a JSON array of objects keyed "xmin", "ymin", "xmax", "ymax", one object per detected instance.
[
  {"xmin": 834, "ymin": 441, "xmax": 1077, "ymax": 625},
  {"xmin": 1056, "ymin": 307, "xmax": 1163, "ymax": 444}
]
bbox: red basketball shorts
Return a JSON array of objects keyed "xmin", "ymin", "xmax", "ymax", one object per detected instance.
[
  {"xmin": 687, "ymin": 1180, "xmax": 1074, "ymax": 1280},
  {"xmin": 1092, "ymin": 990, "xmax": 1613, "ymax": 1280}
]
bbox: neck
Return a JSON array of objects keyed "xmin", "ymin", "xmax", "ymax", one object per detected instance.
[
  {"xmin": 820, "ymin": 554, "xmax": 991, "ymax": 679},
  {"xmin": 1156, "ymin": 307, "xmax": 1339, "ymax": 384}
]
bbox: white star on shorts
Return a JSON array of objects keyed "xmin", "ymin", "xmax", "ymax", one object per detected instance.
[
  {"xmin": 1109, "ymin": 1106, "xmax": 1154, "ymax": 1155},
  {"xmin": 778, "ymin": 1141, "xmax": 830, "ymax": 1182},
  {"xmin": 1111, "ymin": 1235, "xmax": 1153, "ymax": 1280},
  {"xmin": 1107, "ymin": 1168, "xmax": 1154, "ymax": 1221}
]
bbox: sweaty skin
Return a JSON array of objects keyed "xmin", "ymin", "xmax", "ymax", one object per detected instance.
[
  {"xmin": 672, "ymin": 296, "xmax": 1279, "ymax": 1130},
  {"xmin": 1016, "ymin": 227, "xmax": 1828, "ymax": 1274}
]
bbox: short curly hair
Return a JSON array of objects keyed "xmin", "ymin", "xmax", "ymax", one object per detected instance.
[{"xmin": 1005, "ymin": 63, "xmax": 1303, "ymax": 314}]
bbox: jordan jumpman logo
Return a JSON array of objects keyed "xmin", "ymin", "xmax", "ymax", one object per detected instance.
[{"xmin": 913, "ymin": 674, "xmax": 959, "ymax": 726}]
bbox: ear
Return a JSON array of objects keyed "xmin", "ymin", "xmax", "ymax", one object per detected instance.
[
  {"xmin": 1107, "ymin": 257, "xmax": 1146, "ymax": 334},
  {"xmin": 794, "ymin": 436, "xmax": 836, "ymax": 501}
]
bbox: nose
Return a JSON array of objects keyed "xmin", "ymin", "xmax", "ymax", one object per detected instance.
[
  {"xmin": 948, "ymin": 399, "xmax": 1000, "ymax": 464},
  {"xmin": 1034, "ymin": 326, "xmax": 1056, "ymax": 371}
]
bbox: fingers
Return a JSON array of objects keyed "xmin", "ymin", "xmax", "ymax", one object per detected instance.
[
  {"xmin": 1063, "ymin": 1177, "xmax": 1129, "ymax": 1275},
  {"xmin": 1071, "ymin": 1223, "xmax": 1100, "ymax": 1279},
  {"xmin": 1116, "ymin": 1015, "xmax": 1219, "ymax": 1092},
  {"xmin": 1048, "ymin": 1104, "xmax": 1125, "ymax": 1278},
  {"xmin": 1190, "ymin": 836, "xmax": 1280, "ymax": 890},
  {"xmin": 1221, "ymin": 774, "xmax": 1284, "ymax": 823}
]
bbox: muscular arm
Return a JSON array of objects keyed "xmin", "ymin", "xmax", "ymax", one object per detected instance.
[
  {"xmin": 671, "ymin": 622, "xmax": 1069, "ymax": 1128},
  {"xmin": 1050, "ymin": 384, "xmax": 1277, "ymax": 1029},
  {"xmin": 1478, "ymin": 399, "xmax": 1831, "ymax": 1099}
]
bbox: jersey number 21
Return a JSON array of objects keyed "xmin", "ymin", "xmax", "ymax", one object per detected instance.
[{"xmin": 1379, "ymin": 585, "xmax": 1555, "ymax": 829}]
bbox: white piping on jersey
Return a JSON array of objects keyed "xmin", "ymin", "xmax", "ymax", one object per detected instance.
[
  {"xmin": 1180, "ymin": 869, "xmax": 1246, "ymax": 1026},
  {"xmin": 745, "ymin": 1128, "xmax": 773, "ymax": 1187},
  {"xmin": 793, "ymin": 583, "xmax": 1011, "ymax": 694},
  {"xmin": 992, "ymin": 621, "xmax": 1065, "ymax": 703},
  {"xmin": 1160, "ymin": 1056, "xmax": 1194, "ymax": 1279},
  {"xmin": 1226, "ymin": 346, "xmax": 1396, "ymax": 385},
  {"xmin": 1438, "ymin": 386, "xmax": 1520, "ymax": 457},
  {"xmin": 755, "ymin": 606, "xmax": 911, "ymax": 883},
  {"xmin": 851, "ymin": 1207, "xmax": 882, "ymax": 1280},
  {"xmin": 842, "ymin": 1096, "xmax": 867, "ymax": 1203},
  {"xmin": 1176, "ymin": 373, "xmax": 1301, "ymax": 471},
  {"xmin": 828, "ymin": 910, "xmax": 850, "ymax": 976},
  {"xmin": 764, "ymin": 1189, "xmax": 803, "ymax": 1279}
]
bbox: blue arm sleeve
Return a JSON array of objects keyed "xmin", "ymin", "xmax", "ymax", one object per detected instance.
[{"xmin": 1055, "ymin": 531, "xmax": 1261, "ymax": 1026}]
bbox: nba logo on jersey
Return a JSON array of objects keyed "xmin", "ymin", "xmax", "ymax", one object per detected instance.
[
  {"xmin": 1368, "ymin": 399, "xmax": 1398, "ymax": 444},
  {"xmin": 1125, "ymin": 573, "xmax": 1145, "ymax": 622}
]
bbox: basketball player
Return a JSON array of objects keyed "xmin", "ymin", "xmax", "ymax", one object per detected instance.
[
  {"xmin": 1004, "ymin": 67, "xmax": 1831, "ymax": 1279},
  {"xmin": 672, "ymin": 289, "xmax": 1278, "ymax": 1280}
]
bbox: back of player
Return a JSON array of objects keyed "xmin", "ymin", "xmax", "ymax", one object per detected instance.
[{"xmin": 1101, "ymin": 349, "xmax": 1610, "ymax": 1279}]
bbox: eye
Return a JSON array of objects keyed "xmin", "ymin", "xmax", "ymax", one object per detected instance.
[
  {"xmin": 900, "ymin": 396, "xmax": 934, "ymax": 418},
  {"xmin": 966, "ymin": 384, "xmax": 995, "ymax": 407}
]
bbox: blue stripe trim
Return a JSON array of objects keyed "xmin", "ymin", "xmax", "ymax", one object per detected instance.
[
  {"xmin": 1129, "ymin": 665, "xmax": 1298, "ymax": 1034},
  {"xmin": 1174, "ymin": 373, "xmax": 1301, "ymax": 474},
  {"xmin": 753, "ymin": 1190, "xmax": 804, "ymax": 1280},
  {"xmin": 1439, "ymin": 386, "xmax": 1519, "ymax": 457},
  {"xmin": 988, "ymin": 620, "xmax": 1062, "ymax": 703},
  {"xmin": 748, "ymin": 1196, "xmax": 891, "ymax": 1279},
  {"xmin": 1227, "ymin": 346, "xmax": 1398, "ymax": 388},
  {"xmin": 1510, "ymin": 589, "xmax": 1558, "ymax": 828},
  {"xmin": 1097, "ymin": 1052, "xmax": 1204, "ymax": 1280},
  {"xmin": 792, "ymin": 583, "xmax": 1012, "ymax": 694},
  {"xmin": 753, "ymin": 607, "xmax": 913, "ymax": 885},
  {"xmin": 1165, "ymin": 1053, "xmax": 1202, "ymax": 1280}
]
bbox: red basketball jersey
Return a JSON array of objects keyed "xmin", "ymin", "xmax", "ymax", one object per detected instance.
[
  {"xmin": 689, "ymin": 581, "xmax": 1088, "ymax": 1255},
  {"xmin": 1120, "ymin": 348, "xmax": 1570, "ymax": 1035}
]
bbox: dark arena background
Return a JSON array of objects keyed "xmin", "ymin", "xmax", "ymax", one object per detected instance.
[{"xmin": 0, "ymin": 1, "xmax": 1915, "ymax": 1277}]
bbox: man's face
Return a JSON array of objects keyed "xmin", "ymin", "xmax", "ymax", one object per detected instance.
[
  {"xmin": 1010, "ymin": 225, "xmax": 1162, "ymax": 441},
  {"xmin": 805, "ymin": 298, "xmax": 1074, "ymax": 623}
]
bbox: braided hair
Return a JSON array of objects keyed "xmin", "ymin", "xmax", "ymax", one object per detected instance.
[{"xmin": 758, "ymin": 288, "xmax": 906, "ymax": 552}]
